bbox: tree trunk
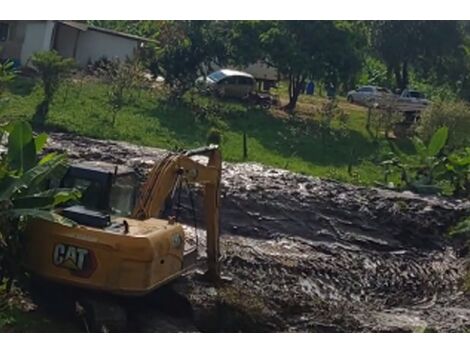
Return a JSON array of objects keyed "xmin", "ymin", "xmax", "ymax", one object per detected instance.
[
  {"xmin": 393, "ymin": 64, "xmax": 402, "ymax": 92},
  {"xmin": 284, "ymin": 74, "xmax": 304, "ymax": 111},
  {"xmin": 401, "ymin": 60, "xmax": 409, "ymax": 90}
]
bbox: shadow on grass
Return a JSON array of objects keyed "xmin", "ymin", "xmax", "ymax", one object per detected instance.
[
  {"xmin": 225, "ymin": 109, "xmax": 380, "ymax": 167},
  {"xmin": 137, "ymin": 97, "xmax": 380, "ymax": 168},
  {"xmin": 6, "ymin": 76, "xmax": 37, "ymax": 97},
  {"xmin": 134, "ymin": 101, "xmax": 214, "ymax": 147}
]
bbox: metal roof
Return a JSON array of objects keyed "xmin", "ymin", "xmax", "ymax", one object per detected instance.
[{"xmin": 58, "ymin": 21, "xmax": 156, "ymax": 43}]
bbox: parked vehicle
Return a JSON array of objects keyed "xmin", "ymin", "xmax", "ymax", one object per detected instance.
[
  {"xmin": 196, "ymin": 69, "xmax": 256, "ymax": 99},
  {"xmin": 346, "ymin": 85, "xmax": 392, "ymax": 106},
  {"xmin": 395, "ymin": 88, "xmax": 430, "ymax": 112}
]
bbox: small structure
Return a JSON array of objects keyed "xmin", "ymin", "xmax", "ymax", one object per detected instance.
[
  {"xmin": 0, "ymin": 20, "xmax": 152, "ymax": 67},
  {"xmin": 209, "ymin": 61, "xmax": 279, "ymax": 91}
]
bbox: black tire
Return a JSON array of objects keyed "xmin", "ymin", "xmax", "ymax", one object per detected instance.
[
  {"xmin": 260, "ymin": 100, "xmax": 272, "ymax": 110},
  {"xmin": 347, "ymin": 95, "xmax": 354, "ymax": 103}
]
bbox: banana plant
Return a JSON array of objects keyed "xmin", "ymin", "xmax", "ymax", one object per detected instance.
[
  {"xmin": 445, "ymin": 147, "xmax": 470, "ymax": 197},
  {"xmin": 383, "ymin": 127, "xmax": 449, "ymax": 194},
  {"xmin": 0, "ymin": 121, "xmax": 79, "ymax": 289},
  {"xmin": 0, "ymin": 59, "xmax": 17, "ymax": 116}
]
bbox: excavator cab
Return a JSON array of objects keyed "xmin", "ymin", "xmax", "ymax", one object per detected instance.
[{"xmin": 58, "ymin": 161, "xmax": 139, "ymax": 228}]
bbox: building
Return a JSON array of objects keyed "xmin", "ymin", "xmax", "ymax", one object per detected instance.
[
  {"xmin": 208, "ymin": 61, "xmax": 280, "ymax": 90},
  {"xmin": 0, "ymin": 20, "xmax": 152, "ymax": 67}
]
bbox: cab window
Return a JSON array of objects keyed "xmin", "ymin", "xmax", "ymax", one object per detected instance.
[
  {"xmin": 109, "ymin": 174, "xmax": 137, "ymax": 216},
  {"xmin": 218, "ymin": 76, "xmax": 237, "ymax": 85}
]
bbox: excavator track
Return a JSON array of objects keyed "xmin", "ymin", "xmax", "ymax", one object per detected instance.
[{"xmin": 29, "ymin": 276, "xmax": 198, "ymax": 332}]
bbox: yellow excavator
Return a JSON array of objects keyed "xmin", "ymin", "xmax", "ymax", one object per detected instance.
[{"xmin": 23, "ymin": 146, "xmax": 222, "ymax": 330}]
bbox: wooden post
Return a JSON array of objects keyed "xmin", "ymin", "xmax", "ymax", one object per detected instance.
[
  {"xmin": 243, "ymin": 132, "xmax": 248, "ymax": 160},
  {"xmin": 204, "ymin": 150, "xmax": 222, "ymax": 282}
]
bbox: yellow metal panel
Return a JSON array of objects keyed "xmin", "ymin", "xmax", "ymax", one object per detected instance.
[{"xmin": 24, "ymin": 217, "xmax": 186, "ymax": 295}]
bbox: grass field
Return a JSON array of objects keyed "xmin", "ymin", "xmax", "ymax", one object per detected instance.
[{"xmin": 1, "ymin": 75, "xmax": 414, "ymax": 186}]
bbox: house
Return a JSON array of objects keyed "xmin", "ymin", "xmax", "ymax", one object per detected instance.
[{"xmin": 0, "ymin": 20, "xmax": 152, "ymax": 67}]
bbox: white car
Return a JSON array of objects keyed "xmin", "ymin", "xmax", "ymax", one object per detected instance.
[
  {"xmin": 196, "ymin": 69, "xmax": 256, "ymax": 99},
  {"xmin": 347, "ymin": 85, "xmax": 393, "ymax": 106}
]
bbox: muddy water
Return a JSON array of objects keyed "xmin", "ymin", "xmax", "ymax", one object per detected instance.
[{"xmin": 46, "ymin": 133, "xmax": 470, "ymax": 332}]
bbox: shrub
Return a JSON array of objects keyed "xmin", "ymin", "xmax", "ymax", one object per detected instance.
[
  {"xmin": 98, "ymin": 59, "xmax": 142, "ymax": 125},
  {"xmin": 207, "ymin": 127, "xmax": 222, "ymax": 145},
  {"xmin": 0, "ymin": 59, "xmax": 17, "ymax": 95},
  {"xmin": 382, "ymin": 126, "xmax": 449, "ymax": 194},
  {"xmin": 417, "ymin": 100, "xmax": 470, "ymax": 149},
  {"xmin": 30, "ymin": 51, "xmax": 75, "ymax": 126},
  {"xmin": 0, "ymin": 121, "xmax": 79, "ymax": 289}
]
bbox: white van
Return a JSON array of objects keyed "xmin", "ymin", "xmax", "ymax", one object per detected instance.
[{"xmin": 196, "ymin": 69, "xmax": 256, "ymax": 99}]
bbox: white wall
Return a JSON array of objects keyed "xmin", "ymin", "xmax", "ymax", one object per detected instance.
[
  {"xmin": 243, "ymin": 62, "xmax": 278, "ymax": 81},
  {"xmin": 54, "ymin": 24, "xmax": 78, "ymax": 58},
  {"xmin": 74, "ymin": 29, "xmax": 140, "ymax": 66},
  {"xmin": 20, "ymin": 21, "xmax": 55, "ymax": 65}
]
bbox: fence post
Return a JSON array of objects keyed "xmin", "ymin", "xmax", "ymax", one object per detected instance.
[{"xmin": 243, "ymin": 132, "xmax": 248, "ymax": 160}]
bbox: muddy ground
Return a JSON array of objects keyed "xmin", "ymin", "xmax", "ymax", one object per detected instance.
[{"xmin": 44, "ymin": 132, "xmax": 470, "ymax": 332}]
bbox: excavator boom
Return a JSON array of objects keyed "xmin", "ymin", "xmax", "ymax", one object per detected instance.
[{"xmin": 131, "ymin": 146, "xmax": 222, "ymax": 281}]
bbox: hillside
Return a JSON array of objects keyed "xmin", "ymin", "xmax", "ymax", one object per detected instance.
[{"xmin": 1, "ymin": 75, "xmax": 412, "ymax": 187}]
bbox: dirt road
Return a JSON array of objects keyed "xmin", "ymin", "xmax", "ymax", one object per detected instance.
[{"xmin": 46, "ymin": 133, "xmax": 470, "ymax": 332}]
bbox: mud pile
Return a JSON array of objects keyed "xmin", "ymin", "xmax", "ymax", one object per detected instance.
[{"xmin": 46, "ymin": 133, "xmax": 470, "ymax": 332}]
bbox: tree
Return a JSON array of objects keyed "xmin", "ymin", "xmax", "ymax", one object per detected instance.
[
  {"xmin": 31, "ymin": 51, "xmax": 75, "ymax": 127},
  {"xmin": 143, "ymin": 21, "xmax": 230, "ymax": 99},
  {"xmin": 259, "ymin": 21, "xmax": 364, "ymax": 110},
  {"xmin": 99, "ymin": 58, "xmax": 142, "ymax": 125},
  {"xmin": 0, "ymin": 121, "xmax": 79, "ymax": 289},
  {"xmin": 370, "ymin": 21, "xmax": 463, "ymax": 91}
]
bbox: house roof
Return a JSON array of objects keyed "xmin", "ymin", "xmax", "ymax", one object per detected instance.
[{"xmin": 58, "ymin": 21, "xmax": 156, "ymax": 43}]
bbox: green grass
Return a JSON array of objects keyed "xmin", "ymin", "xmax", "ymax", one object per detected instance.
[{"xmin": 1, "ymin": 76, "xmax": 413, "ymax": 186}]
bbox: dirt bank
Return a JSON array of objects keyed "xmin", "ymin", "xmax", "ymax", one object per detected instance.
[{"xmin": 45, "ymin": 132, "xmax": 470, "ymax": 332}]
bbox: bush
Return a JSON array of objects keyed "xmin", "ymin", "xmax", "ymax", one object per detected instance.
[
  {"xmin": 0, "ymin": 60, "xmax": 17, "ymax": 95},
  {"xmin": 382, "ymin": 127, "xmax": 449, "ymax": 194},
  {"xmin": 417, "ymin": 100, "xmax": 470, "ymax": 149},
  {"xmin": 98, "ymin": 58, "xmax": 142, "ymax": 125},
  {"xmin": 30, "ymin": 51, "xmax": 75, "ymax": 126},
  {"xmin": 0, "ymin": 121, "xmax": 79, "ymax": 289},
  {"xmin": 207, "ymin": 127, "xmax": 222, "ymax": 145}
]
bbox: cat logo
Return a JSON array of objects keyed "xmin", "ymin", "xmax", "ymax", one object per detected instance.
[{"xmin": 53, "ymin": 243, "xmax": 97, "ymax": 278}]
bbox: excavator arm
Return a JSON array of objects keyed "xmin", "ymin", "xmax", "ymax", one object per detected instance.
[{"xmin": 131, "ymin": 146, "xmax": 222, "ymax": 282}]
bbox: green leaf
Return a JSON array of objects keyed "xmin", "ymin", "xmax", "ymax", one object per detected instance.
[
  {"xmin": 449, "ymin": 217, "xmax": 470, "ymax": 237},
  {"xmin": 51, "ymin": 189, "xmax": 81, "ymax": 206},
  {"xmin": 7, "ymin": 121, "xmax": 37, "ymax": 173},
  {"xmin": 34, "ymin": 133, "xmax": 48, "ymax": 153},
  {"xmin": 0, "ymin": 154, "xmax": 68, "ymax": 200},
  {"xmin": 0, "ymin": 208, "xmax": 75, "ymax": 227},
  {"xmin": 20, "ymin": 153, "xmax": 68, "ymax": 194},
  {"xmin": 12, "ymin": 195, "xmax": 56, "ymax": 209},
  {"xmin": 12, "ymin": 188, "xmax": 79, "ymax": 209},
  {"xmin": 427, "ymin": 127, "xmax": 448, "ymax": 157},
  {"xmin": 412, "ymin": 137, "xmax": 427, "ymax": 159},
  {"xmin": 0, "ymin": 173, "xmax": 20, "ymax": 201}
]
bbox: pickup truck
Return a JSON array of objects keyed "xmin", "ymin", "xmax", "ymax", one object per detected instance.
[
  {"xmin": 347, "ymin": 86, "xmax": 430, "ymax": 114},
  {"xmin": 393, "ymin": 89, "xmax": 430, "ymax": 114}
]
